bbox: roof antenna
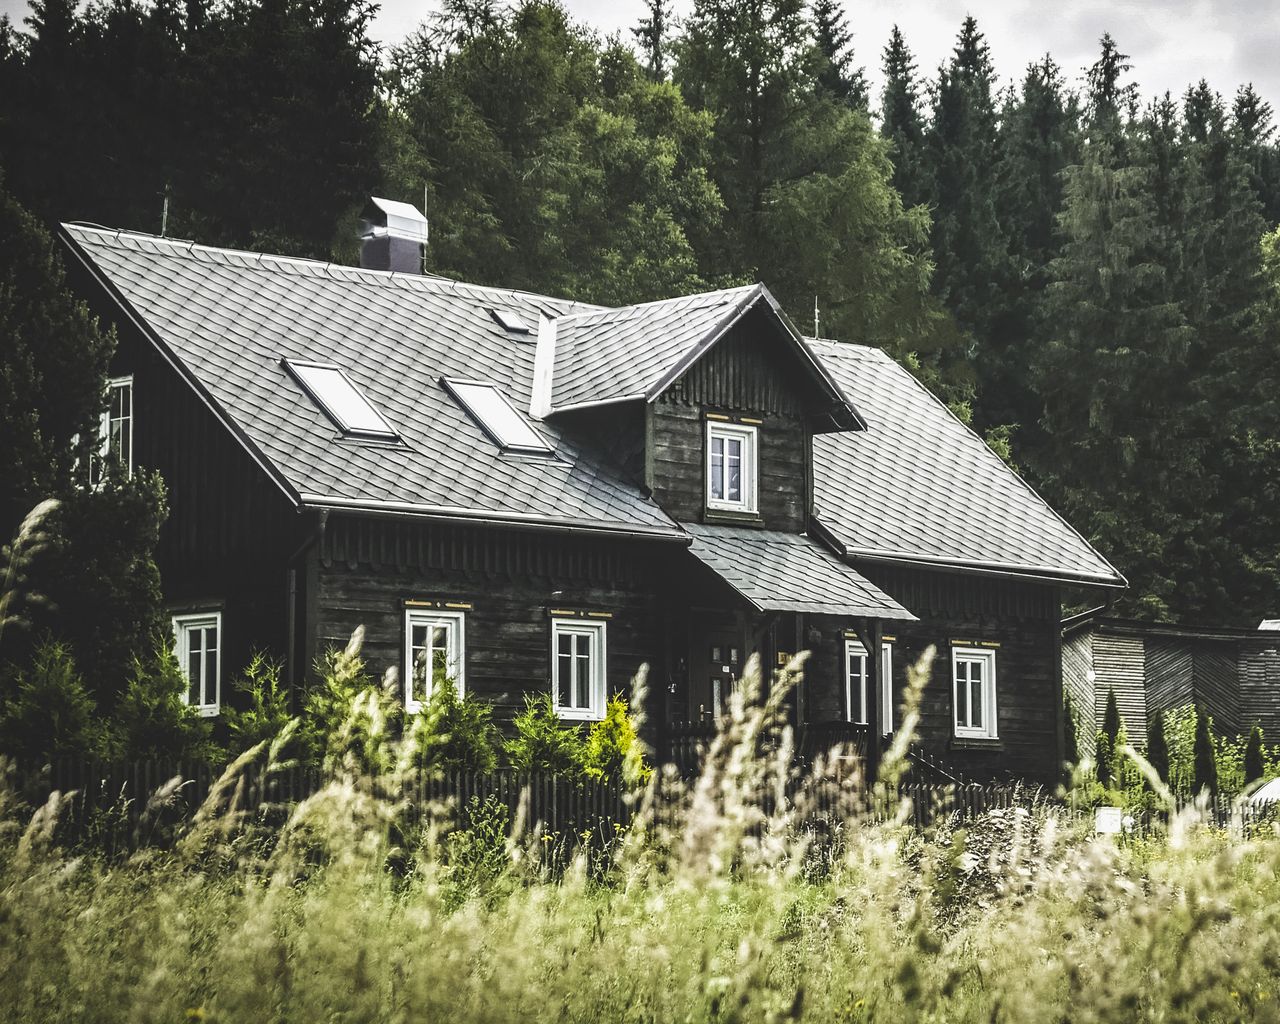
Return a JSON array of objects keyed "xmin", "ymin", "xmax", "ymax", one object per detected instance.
[
  {"xmin": 160, "ymin": 185, "xmax": 170, "ymax": 237},
  {"xmin": 422, "ymin": 182, "xmax": 430, "ymax": 275},
  {"xmin": 813, "ymin": 295, "xmax": 820, "ymax": 339}
]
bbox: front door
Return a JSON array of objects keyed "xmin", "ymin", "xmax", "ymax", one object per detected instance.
[{"xmin": 690, "ymin": 628, "xmax": 742, "ymax": 722}]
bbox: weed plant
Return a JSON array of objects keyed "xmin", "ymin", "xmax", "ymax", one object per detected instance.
[{"xmin": 3, "ymin": 644, "xmax": 1280, "ymax": 1023}]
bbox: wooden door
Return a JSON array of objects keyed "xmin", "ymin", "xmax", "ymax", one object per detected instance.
[{"xmin": 690, "ymin": 628, "xmax": 743, "ymax": 721}]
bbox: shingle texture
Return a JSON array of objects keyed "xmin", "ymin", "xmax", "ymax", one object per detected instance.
[
  {"xmin": 549, "ymin": 285, "xmax": 759, "ymax": 410},
  {"xmin": 683, "ymin": 524, "xmax": 916, "ymax": 620},
  {"xmin": 64, "ymin": 224, "xmax": 1123, "ymax": 585},
  {"xmin": 67, "ymin": 225, "xmax": 679, "ymax": 536},
  {"xmin": 810, "ymin": 340, "xmax": 1123, "ymax": 585}
]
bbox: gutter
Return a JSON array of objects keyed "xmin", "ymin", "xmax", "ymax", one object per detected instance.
[
  {"xmin": 841, "ymin": 545, "xmax": 1127, "ymax": 590},
  {"xmin": 301, "ymin": 494, "xmax": 691, "ymax": 543}
]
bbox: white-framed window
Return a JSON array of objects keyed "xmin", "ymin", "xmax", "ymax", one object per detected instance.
[
  {"xmin": 705, "ymin": 421, "xmax": 757, "ymax": 512},
  {"xmin": 89, "ymin": 375, "xmax": 133, "ymax": 484},
  {"xmin": 953, "ymin": 646, "xmax": 998, "ymax": 739},
  {"xmin": 173, "ymin": 612, "xmax": 221, "ymax": 717},
  {"xmin": 844, "ymin": 638, "xmax": 894, "ymax": 732},
  {"xmin": 552, "ymin": 619, "xmax": 606, "ymax": 721},
  {"xmin": 404, "ymin": 609, "xmax": 465, "ymax": 713},
  {"xmin": 284, "ymin": 359, "xmax": 399, "ymax": 440}
]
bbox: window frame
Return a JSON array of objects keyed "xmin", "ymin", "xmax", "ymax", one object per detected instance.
[
  {"xmin": 172, "ymin": 611, "xmax": 222, "ymax": 717},
  {"xmin": 89, "ymin": 375, "xmax": 134, "ymax": 485},
  {"xmin": 442, "ymin": 377, "xmax": 553, "ymax": 455},
  {"xmin": 551, "ymin": 618, "xmax": 607, "ymax": 722},
  {"xmin": 403, "ymin": 609, "xmax": 466, "ymax": 714},
  {"xmin": 844, "ymin": 638, "xmax": 894, "ymax": 731},
  {"xmin": 284, "ymin": 359, "xmax": 399, "ymax": 440},
  {"xmin": 952, "ymin": 646, "xmax": 998, "ymax": 739},
  {"xmin": 705, "ymin": 420, "xmax": 758, "ymax": 513}
]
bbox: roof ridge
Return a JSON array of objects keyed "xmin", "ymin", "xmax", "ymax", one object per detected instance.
[
  {"xmin": 553, "ymin": 282, "xmax": 759, "ymax": 324},
  {"xmin": 62, "ymin": 222, "xmax": 605, "ymax": 313}
]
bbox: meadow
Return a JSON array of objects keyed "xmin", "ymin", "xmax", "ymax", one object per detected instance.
[{"xmin": 2, "ymin": 647, "xmax": 1280, "ymax": 1024}]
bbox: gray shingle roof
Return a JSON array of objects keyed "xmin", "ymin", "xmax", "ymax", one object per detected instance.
[
  {"xmin": 810, "ymin": 340, "xmax": 1124, "ymax": 586},
  {"xmin": 64, "ymin": 225, "xmax": 680, "ymax": 538},
  {"xmin": 683, "ymin": 524, "xmax": 916, "ymax": 619},
  {"xmin": 546, "ymin": 283, "xmax": 861, "ymax": 429},
  {"xmin": 549, "ymin": 285, "xmax": 757, "ymax": 410}
]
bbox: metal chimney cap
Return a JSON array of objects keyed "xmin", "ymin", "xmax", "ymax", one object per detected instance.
[{"xmin": 360, "ymin": 196, "xmax": 429, "ymax": 244}]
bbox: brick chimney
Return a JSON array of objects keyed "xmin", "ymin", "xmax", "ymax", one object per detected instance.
[{"xmin": 359, "ymin": 196, "xmax": 429, "ymax": 274}]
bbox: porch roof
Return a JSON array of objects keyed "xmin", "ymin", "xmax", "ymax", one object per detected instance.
[{"xmin": 683, "ymin": 524, "xmax": 916, "ymax": 621}]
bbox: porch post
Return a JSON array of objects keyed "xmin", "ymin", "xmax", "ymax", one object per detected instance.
[{"xmin": 862, "ymin": 617, "xmax": 884, "ymax": 780}]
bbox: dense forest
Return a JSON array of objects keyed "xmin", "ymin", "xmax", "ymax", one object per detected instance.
[{"xmin": 2, "ymin": 0, "xmax": 1279, "ymax": 627}]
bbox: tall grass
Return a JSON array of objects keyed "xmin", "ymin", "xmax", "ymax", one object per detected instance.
[{"xmin": 3, "ymin": 646, "xmax": 1280, "ymax": 1023}]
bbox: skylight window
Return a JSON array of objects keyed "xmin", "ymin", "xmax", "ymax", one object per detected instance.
[
  {"xmin": 285, "ymin": 360, "xmax": 398, "ymax": 439},
  {"xmin": 489, "ymin": 308, "xmax": 531, "ymax": 334},
  {"xmin": 443, "ymin": 378, "xmax": 552, "ymax": 454}
]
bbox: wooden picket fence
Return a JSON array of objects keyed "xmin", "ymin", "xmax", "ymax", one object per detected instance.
[{"xmin": 10, "ymin": 755, "xmax": 1048, "ymax": 857}]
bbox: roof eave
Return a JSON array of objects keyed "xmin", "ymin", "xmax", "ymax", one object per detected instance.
[
  {"xmin": 298, "ymin": 494, "xmax": 690, "ymax": 542},
  {"xmin": 838, "ymin": 543, "xmax": 1128, "ymax": 590}
]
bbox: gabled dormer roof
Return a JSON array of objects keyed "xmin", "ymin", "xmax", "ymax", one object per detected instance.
[{"xmin": 540, "ymin": 283, "xmax": 864, "ymax": 432}]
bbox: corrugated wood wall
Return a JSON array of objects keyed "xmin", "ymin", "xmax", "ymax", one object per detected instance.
[
  {"xmin": 1194, "ymin": 645, "xmax": 1240, "ymax": 736},
  {"xmin": 1240, "ymin": 638, "xmax": 1280, "ymax": 739},
  {"xmin": 1095, "ymin": 633, "xmax": 1147, "ymax": 744},
  {"xmin": 1062, "ymin": 630, "xmax": 1095, "ymax": 732},
  {"xmin": 1145, "ymin": 639, "xmax": 1194, "ymax": 721}
]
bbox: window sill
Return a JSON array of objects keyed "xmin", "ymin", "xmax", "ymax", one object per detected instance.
[
  {"xmin": 703, "ymin": 508, "xmax": 764, "ymax": 526},
  {"xmin": 950, "ymin": 736, "xmax": 1002, "ymax": 752},
  {"xmin": 195, "ymin": 706, "xmax": 221, "ymax": 718},
  {"xmin": 556, "ymin": 709, "xmax": 604, "ymax": 724}
]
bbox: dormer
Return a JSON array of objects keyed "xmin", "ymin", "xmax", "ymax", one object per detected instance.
[{"xmin": 534, "ymin": 284, "xmax": 864, "ymax": 531}]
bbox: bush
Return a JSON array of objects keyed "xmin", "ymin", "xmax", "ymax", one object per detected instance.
[
  {"xmin": 505, "ymin": 693, "xmax": 584, "ymax": 776},
  {"xmin": 1193, "ymin": 706, "xmax": 1218, "ymax": 798},
  {"xmin": 1147, "ymin": 709, "xmax": 1169, "ymax": 785},
  {"xmin": 403, "ymin": 676, "xmax": 499, "ymax": 774},
  {"xmin": 300, "ymin": 627, "xmax": 399, "ymax": 775},
  {"xmin": 1245, "ymin": 724, "xmax": 1266, "ymax": 785},
  {"xmin": 113, "ymin": 649, "xmax": 220, "ymax": 763},
  {"xmin": 0, "ymin": 638, "xmax": 115, "ymax": 762},
  {"xmin": 223, "ymin": 653, "xmax": 293, "ymax": 756},
  {"xmin": 1062, "ymin": 690, "xmax": 1079, "ymax": 767},
  {"xmin": 580, "ymin": 693, "xmax": 651, "ymax": 785}
]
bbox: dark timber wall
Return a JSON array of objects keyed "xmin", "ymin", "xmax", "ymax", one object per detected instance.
[
  {"xmin": 854, "ymin": 565, "xmax": 1064, "ymax": 785},
  {"xmin": 310, "ymin": 516, "xmax": 674, "ymax": 725},
  {"xmin": 97, "ymin": 304, "xmax": 302, "ymax": 692},
  {"xmin": 646, "ymin": 308, "xmax": 813, "ymax": 531}
]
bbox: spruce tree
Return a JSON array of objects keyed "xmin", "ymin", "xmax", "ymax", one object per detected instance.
[
  {"xmin": 1095, "ymin": 730, "xmax": 1114, "ymax": 789},
  {"xmin": 1231, "ymin": 83, "xmax": 1280, "ymax": 224},
  {"xmin": 879, "ymin": 26, "xmax": 929, "ymax": 210},
  {"xmin": 924, "ymin": 16, "xmax": 1009, "ymax": 358},
  {"xmin": 1244, "ymin": 724, "xmax": 1265, "ymax": 785},
  {"xmin": 1103, "ymin": 688, "xmax": 1122, "ymax": 747},
  {"xmin": 811, "ymin": 0, "xmax": 866, "ymax": 109},
  {"xmin": 1063, "ymin": 690, "xmax": 1080, "ymax": 765},
  {"xmin": 632, "ymin": 0, "xmax": 671, "ymax": 81},
  {"xmin": 1147, "ymin": 710, "xmax": 1170, "ymax": 784},
  {"xmin": 1193, "ymin": 707, "xmax": 1218, "ymax": 798}
]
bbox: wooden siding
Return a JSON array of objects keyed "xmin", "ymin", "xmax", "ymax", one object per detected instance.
[
  {"xmin": 1240, "ymin": 638, "xmax": 1280, "ymax": 739},
  {"xmin": 1195, "ymin": 645, "xmax": 1240, "ymax": 736},
  {"xmin": 312, "ymin": 516, "xmax": 672, "ymax": 725},
  {"xmin": 1145, "ymin": 638, "xmax": 1193, "ymax": 721},
  {"xmin": 646, "ymin": 311, "xmax": 814, "ymax": 531},
  {"xmin": 1093, "ymin": 634, "xmax": 1147, "ymax": 744},
  {"xmin": 854, "ymin": 566, "xmax": 1064, "ymax": 784},
  {"xmin": 101, "ymin": 308, "xmax": 301, "ymax": 693},
  {"xmin": 1062, "ymin": 629, "xmax": 1095, "ymax": 732}
]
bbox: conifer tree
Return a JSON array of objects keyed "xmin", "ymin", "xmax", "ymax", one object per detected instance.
[
  {"xmin": 1244, "ymin": 724, "xmax": 1265, "ymax": 785},
  {"xmin": 1103, "ymin": 688, "xmax": 1122, "ymax": 747},
  {"xmin": 1193, "ymin": 707, "xmax": 1218, "ymax": 798},
  {"xmin": 1063, "ymin": 690, "xmax": 1080, "ymax": 765},
  {"xmin": 879, "ymin": 25, "xmax": 929, "ymax": 210},
  {"xmin": 632, "ymin": 0, "xmax": 671, "ymax": 81},
  {"xmin": 811, "ymin": 0, "xmax": 866, "ymax": 109},
  {"xmin": 1147, "ymin": 710, "xmax": 1170, "ymax": 784}
]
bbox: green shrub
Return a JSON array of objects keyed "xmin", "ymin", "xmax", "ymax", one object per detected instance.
[
  {"xmin": 1147, "ymin": 709, "xmax": 1169, "ymax": 784},
  {"xmin": 1245, "ymin": 724, "xmax": 1266, "ymax": 785},
  {"xmin": 300, "ymin": 627, "xmax": 399, "ymax": 776},
  {"xmin": 223, "ymin": 653, "xmax": 293, "ymax": 756},
  {"xmin": 1062, "ymin": 690, "xmax": 1079, "ymax": 766},
  {"xmin": 505, "ymin": 693, "xmax": 584, "ymax": 776},
  {"xmin": 1102, "ymin": 687, "xmax": 1121, "ymax": 746},
  {"xmin": 1094, "ymin": 730, "xmax": 1113, "ymax": 789},
  {"xmin": 580, "ymin": 693, "xmax": 652, "ymax": 785},
  {"xmin": 0, "ymin": 638, "xmax": 115, "ymax": 762},
  {"xmin": 113, "ymin": 649, "xmax": 220, "ymax": 763},
  {"xmin": 403, "ymin": 675, "xmax": 499, "ymax": 774}
]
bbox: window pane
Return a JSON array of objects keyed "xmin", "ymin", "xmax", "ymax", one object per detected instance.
[
  {"xmin": 290, "ymin": 362, "xmax": 396, "ymax": 437},
  {"xmin": 710, "ymin": 438, "xmax": 724, "ymax": 500},
  {"xmin": 187, "ymin": 645, "xmax": 201, "ymax": 706},
  {"xmin": 726, "ymin": 438, "xmax": 742, "ymax": 501},
  {"xmin": 576, "ymin": 648, "xmax": 590, "ymax": 708},
  {"xmin": 446, "ymin": 380, "xmax": 550, "ymax": 452},
  {"xmin": 206, "ymin": 645, "xmax": 218, "ymax": 707},
  {"xmin": 970, "ymin": 675, "xmax": 983, "ymax": 728}
]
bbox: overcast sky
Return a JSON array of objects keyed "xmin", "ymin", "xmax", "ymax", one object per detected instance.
[{"xmin": 3, "ymin": 0, "xmax": 1277, "ymax": 112}]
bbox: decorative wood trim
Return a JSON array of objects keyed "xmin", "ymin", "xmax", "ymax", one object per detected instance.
[{"xmin": 403, "ymin": 598, "xmax": 474, "ymax": 610}]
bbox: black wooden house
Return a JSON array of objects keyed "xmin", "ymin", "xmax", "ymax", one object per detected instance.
[{"xmin": 59, "ymin": 200, "xmax": 1124, "ymax": 783}]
